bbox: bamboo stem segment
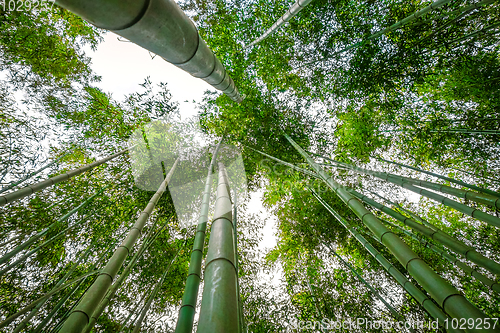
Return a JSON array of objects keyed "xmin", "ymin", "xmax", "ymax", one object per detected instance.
[{"xmin": 59, "ymin": 158, "xmax": 179, "ymax": 333}]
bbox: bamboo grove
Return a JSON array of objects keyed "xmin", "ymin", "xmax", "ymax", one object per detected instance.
[{"xmin": 1, "ymin": 0, "xmax": 499, "ymax": 332}]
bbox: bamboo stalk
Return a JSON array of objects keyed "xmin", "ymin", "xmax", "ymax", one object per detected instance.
[
  {"xmin": 246, "ymin": 0, "xmax": 314, "ymax": 48},
  {"xmin": 325, "ymin": 158, "xmax": 500, "ymax": 228},
  {"xmin": 348, "ymin": 189, "xmax": 500, "ymax": 276},
  {"xmin": 32, "ymin": 232, "xmax": 125, "ymax": 333},
  {"xmin": 0, "ymin": 185, "xmax": 108, "ymax": 266},
  {"xmin": 197, "ymin": 162, "xmax": 239, "ymax": 332},
  {"xmin": 0, "ymin": 148, "xmax": 128, "ymax": 206},
  {"xmin": 310, "ymin": 188, "xmax": 463, "ymax": 332},
  {"xmin": 0, "ymin": 149, "xmax": 71, "ymax": 194},
  {"xmin": 131, "ymin": 243, "xmax": 184, "ymax": 333},
  {"xmin": 12, "ymin": 243, "xmax": 95, "ymax": 333},
  {"xmin": 285, "ymin": 134, "xmax": 491, "ymax": 327},
  {"xmin": 382, "ymin": 218, "xmax": 500, "ymax": 295},
  {"xmin": 81, "ymin": 216, "xmax": 172, "ymax": 333},
  {"xmin": 0, "ymin": 270, "xmax": 99, "ymax": 329},
  {"xmin": 59, "ymin": 158, "xmax": 179, "ymax": 333},
  {"xmin": 174, "ymin": 141, "xmax": 222, "ymax": 333}
]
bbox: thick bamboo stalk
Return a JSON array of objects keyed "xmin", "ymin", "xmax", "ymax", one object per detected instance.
[
  {"xmin": 326, "ymin": 158, "xmax": 500, "ymax": 228},
  {"xmin": 174, "ymin": 141, "xmax": 222, "ymax": 333},
  {"xmin": 131, "ymin": 244, "xmax": 183, "ymax": 333},
  {"xmin": 0, "ymin": 270, "xmax": 98, "ymax": 329},
  {"xmin": 13, "ymin": 243, "xmax": 95, "ymax": 333},
  {"xmin": 0, "ymin": 186, "xmax": 107, "ymax": 266},
  {"xmin": 285, "ymin": 134, "xmax": 492, "ymax": 328},
  {"xmin": 82, "ymin": 216, "xmax": 172, "ymax": 333},
  {"xmin": 0, "ymin": 150, "xmax": 71, "ymax": 194},
  {"xmin": 59, "ymin": 158, "xmax": 179, "ymax": 333},
  {"xmin": 377, "ymin": 157, "xmax": 500, "ymax": 198},
  {"xmin": 383, "ymin": 218, "xmax": 500, "ymax": 295},
  {"xmin": 324, "ymin": 243, "xmax": 412, "ymax": 329},
  {"xmin": 0, "ymin": 148, "xmax": 127, "ymax": 206},
  {"xmin": 32, "ymin": 233, "xmax": 124, "ymax": 333},
  {"xmin": 54, "ymin": 0, "xmax": 243, "ymax": 102},
  {"xmin": 310, "ymin": 188, "xmax": 463, "ymax": 332},
  {"xmin": 349, "ymin": 189, "xmax": 500, "ymax": 276},
  {"xmin": 197, "ymin": 162, "xmax": 238, "ymax": 333},
  {"xmin": 246, "ymin": 0, "xmax": 314, "ymax": 48}
]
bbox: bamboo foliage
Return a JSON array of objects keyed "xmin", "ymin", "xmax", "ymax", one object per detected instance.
[
  {"xmin": 309, "ymin": 188, "xmax": 460, "ymax": 332},
  {"xmin": 197, "ymin": 162, "xmax": 239, "ymax": 332},
  {"xmin": 246, "ymin": 0, "xmax": 314, "ymax": 48},
  {"xmin": 0, "ymin": 148, "xmax": 128, "ymax": 206},
  {"xmin": 174, "ymin": 141, "xmax": 222, "ymax": 333},
  {"xmin": 348, "ymin": 188, "xmax": 500, "ymax": 276},
  {"xmin": 59, "ymin": 158, "xmax": 179, "ymax": 333},
  {"xmin": 284, "ymin": 133, "xmax": 492, "ymax": 327}
]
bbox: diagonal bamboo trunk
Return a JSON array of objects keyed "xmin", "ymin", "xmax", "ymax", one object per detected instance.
[
  {"xmin": 174, "ymin": 141, "xmax": 222, "ymax": 333},
  {"xmin": 196, "ymin": 162, "xmax": 238, "ymax": 332},
  {"xmin": 0, "ymin": 185, "xmax": 108, "ymax": 266},
  {"xmin": 55, "ymin": 0, "xmax": 243, "ymax": 102},
  {"xmin": 285, "ymin": 134, "xmax": 493, "ymax": 329},
  {"xmin": 0, "ymin": 148, "xmax": 128, "ymax": 206},
  {"xmin": 81, "ymin": 216, "xmax": 173, "ymax": 333},
  {"xmin": 0, "ymin": 149, "xmax": 71, "ymax": 194},
  {"xmin": 246, "ymin": 0, "xmax": 314, "ymax": 48},
  {"xmin": 325, "ymin": 158, "xmax": 500, "ymax": 228},
  {"xmin": 382, "ymin": 218, "xmax": 500, "ymax": 295},
  {"xmin": 377, "ymin": 157, "xmax": 500, "ymax": 198},
  {"xmin": 59, "ymin": 158, "xmax": 179, "ymax": 333},
  {"xmin": 309, "ymin": 187, "xmax": 462, "ymax": 332},
  {"xmin": 348, "ymin": 189, "xmax": 500, "ymax": 276},
  {"xmin": 131, "ymin": 243, "xmax": 184, "ymax": 333}
]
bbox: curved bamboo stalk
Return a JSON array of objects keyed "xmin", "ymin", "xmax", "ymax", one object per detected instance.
[
  {"xmin": 377, "ymin": 157, "xmax": 500, "ymax": 198},
  {"xmin": 285, "ymin": 134, "xmax": 491, "ymax": 327},
  {"xmin": 349, "ymin": 189, "xmax": 500, "ymax": 276},
  {"xmin": 174, "ymin": 141, "xmax": 222, "ymax": 333},
  {"xmin": 81, "ymin": 216, "xmax": 172, "ymax": 333},
  {"xmin": 32, "ymin": 231, "xmax": 125, "ymax": 333},
  {"xmin": 0, "ymin": 185, "xmax": 107, "ymax": 266},
  {"xmin": 59, "ymin": 158, "xmax": 179, "ymax": 333},
  {"xmin": 0, "ymin": 149, "xmax": 71, "ymax": 194},
  {"xmin": 0, "ymin": 148, "xmax": 128, "ymax": 206},
  {"xmin": 131, "ymin": 244, "xmax": 184, "ymax": 333},
  {"xmin": 13, "ymin": 243, "xmax": 95, "ymax": 333},
  {"xmin": 0, "ymin": 270, "xmax": 98, "ymax": 329},
  {"xmin": 325, "ymin": 158, "xmax": 500, "ymax": 228},
  {"xmin": 246, "ymin": 0, "xmax": 314, "ymax": 48},
  {"xmin": 55, "ymin": 0, "xmax": 243, "ymax": 102},
  {"xmin": 197, "ymin": 162, "xmax": 238, "ymax": 332},
  {"xmin": 382, "ymin": 218, "xmax": 500, "ymax": 295},
  {"xmin": 309, "ymin": 188, "xmax": 461, "ymax": 332}
]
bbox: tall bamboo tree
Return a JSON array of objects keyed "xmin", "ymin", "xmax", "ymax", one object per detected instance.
[{"xmin": 59, "ymin": 158, "xmax": 179, "ymax": 333}]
